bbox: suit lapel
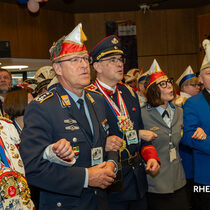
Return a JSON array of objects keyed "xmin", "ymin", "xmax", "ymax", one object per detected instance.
[
  {"xmin": 149, "ymin": 107, "xmax": 167, "ymax": 127},
  {"xmin": 202, "ymin": 88, "xmax": 210, "ymax": 105},
  {"xmin": 56, "ymin": 84, "xmax": 93, "ymax": 139},
  {"xmin": 171, "ymin": 106, "xmax": 178, "ymax": 127}
]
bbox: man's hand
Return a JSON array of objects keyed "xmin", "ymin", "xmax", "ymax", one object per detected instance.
[
  {"xmin": 192, "ymin": 127, "xmax": 207, "ymax": 140},
  {"xmin": 105, "ymin": 136, "xmax": 123, "ymax": 151},
  {"xmin": 139, "ymin": 130, "xmax": 158, "ymax": 142},
  {"xmin": 52, "ymin": 138, "xmax": 75, "ymax": 162},
  {"xmin": 146, "ymin": 158, "xmax": 160, "ymax": 176},
  {"xmin": 105, "ymin": 161, "xmax": 116, "ymax": 172},
  {"xmin": 88, "ymin": 162, "xmax": 116, "ymax": 189}
]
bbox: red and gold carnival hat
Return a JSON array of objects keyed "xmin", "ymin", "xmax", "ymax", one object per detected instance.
[
  {"xmin": 124, "ymin": 68, "xmax": 140, "ymax": 84},
  {"xmin": 145, "ymin": 59, "xmax": 167, "ymax": 88},
  {"xmin": 49, "ymin": 23, "xmax": 87, "ymax": 62}
]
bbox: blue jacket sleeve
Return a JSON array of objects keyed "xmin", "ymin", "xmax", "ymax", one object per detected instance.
[
  {"xmin": 19, "ymin": 101, "xmax": 86, "ymax": 197},
  {"xmin": 182, "ymin": 98, "xmax": 210, "ymax": 154}
]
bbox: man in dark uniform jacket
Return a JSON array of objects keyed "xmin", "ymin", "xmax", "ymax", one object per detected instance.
[
  {"xmin": 87, "ymin": 35, "xmax": 160, "ymax": 210},
  {"xmin": 19, "ymin": 24, "xmax": 117, "ymax": 210}
]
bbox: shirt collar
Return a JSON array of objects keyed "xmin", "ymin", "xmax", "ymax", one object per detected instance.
[
  {"xmin": 156, "ymin": 103, "xmax": 175, "ymax": 115},
  {"xmin": 64, "ymin": 88, "xmax": 85, "ymax": 103},
  {"xmin": 96, "ymin": 78, "xmax": 117, "ymax": 94},
  {"xmin": 180, "ymin": 91, "xmax": 191, "ymax": 98}
]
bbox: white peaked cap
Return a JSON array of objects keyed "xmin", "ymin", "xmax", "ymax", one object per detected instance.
[
  {"xmin": 201, "ymin": 39, "xmax": 210, "ymax": 72},
  {"xmin": 65, "ymin": 23, "xmax": 87, "ymax": 45},
  {"xmin": 176, "ymin": 65, "xmax": 195, "ymax": 87},
  {"xmin": 148, "ymin": 59, "xmax": 162, "ymax": 74}
]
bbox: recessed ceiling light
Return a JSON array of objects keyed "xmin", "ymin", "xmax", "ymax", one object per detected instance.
[{"xmin": 1, "ymin": 65, "xmax": 28, "ymax": 70}]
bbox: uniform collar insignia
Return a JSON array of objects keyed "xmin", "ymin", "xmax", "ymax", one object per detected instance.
[
  {"xmin": 64, "ymin": 118, "xmax": 77, "ymax": 124},
  {"xmin": 61, "ymin": 95, "xmax": 71, "ymax": 106},
  {"xmin": 86, "ymin": 93, "xmax": 95, "ymax": 104}
]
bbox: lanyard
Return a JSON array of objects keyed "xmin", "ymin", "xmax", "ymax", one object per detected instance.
[
  {"xmin": 95, "ymin": 79, "xmax": 133, "ymax": 133},
  {"xmin": 95, "ymin": 79, "xmax": 129, "ymax": 118}
]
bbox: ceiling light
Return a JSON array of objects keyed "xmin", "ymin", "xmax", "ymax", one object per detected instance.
[{"xmin": 1, "ymin": 65, "xmax": 28, "ymax": 70}]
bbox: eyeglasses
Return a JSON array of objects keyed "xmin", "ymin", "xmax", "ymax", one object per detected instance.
[
  {"xmin": 56, "ymin": 56, "xmax": 90, "ymax": 65},
  {"xmin": 186, "ymin": 84, "xmax": 201, "ymax": 87},
  {"xmin": 156, "ymin": 78, "xmax": 174, "ymax": 88},
  {"xmin": 99, "ymin": 57, "xmax": 126, "ymax": 64}
]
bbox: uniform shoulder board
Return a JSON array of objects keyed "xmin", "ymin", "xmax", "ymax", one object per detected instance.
[
  {"xmin": 174, "ymin": 96, "xmax": 186, "ymax": 107},
  {"xmin": 124, "ymin": 84, "xmax": 136, "ymax": 98},
  {"xmin": 0, "ymin": 116, "xmax": 12, "ymax": 124},
  {"xmin": 118, "ymin": 81, "xmax": 125, "ymax": 86},
  {"xmin": 35, "ymin": 92, "xmax": 54, "ymax": 103},
  {"xmin": 85, "ymin": 83, "xmax": 102, "ymax": 95}
]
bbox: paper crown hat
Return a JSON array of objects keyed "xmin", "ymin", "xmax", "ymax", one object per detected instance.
[
  {"xmin": 145, "ymin": 59, "xmax": 167, "ymax": 88},
  {"xmin": 200, "ymin": 39, "xmax": 210, "ymax": 72},
  {"xmin": 124, "ymin": 68, "xmax": 140, "ymax": 83},
  {"xmin": 176, "ymin": 65, "xmax": 195, "ymax": 87},
  {"xmin": 49, "ymin": 23, "xmax": 87, "ymax": 62},
  {"xmin": 34, "ymin": 66, "xmax": 55, "ymax": 83},
  {"xmin": 137, "ymin": 70, "xmax": 149, "ymax": 83}
]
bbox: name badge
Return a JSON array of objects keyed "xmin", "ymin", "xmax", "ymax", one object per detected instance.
[
  {"xmin": 91, "ymin": 147, "xmax": 103, "ymax": 166},
  {"xmin": 169, "ymin": 147, "xmax": 177, "ymax": 162},
  {"xmin": 126, "ymin": 130, "xmax": 138, "ymax": 145}
]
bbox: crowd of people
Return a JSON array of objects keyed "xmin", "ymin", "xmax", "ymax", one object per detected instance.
[{"xmin": 0, "ymin": 23, "xmax": 209, "ymax": 210}]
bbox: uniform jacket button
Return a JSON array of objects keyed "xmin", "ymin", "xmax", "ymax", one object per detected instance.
[
  {"xmin": 73, "ymin": 137, "xmax": 77, "ymax": 142},
  {"xmin": 57, "ymin": 202, "xmax": 62, "ymax": 207},
  {"xmin": 94, "ymin": 190, "xmax": 97, "ymax": 195}
]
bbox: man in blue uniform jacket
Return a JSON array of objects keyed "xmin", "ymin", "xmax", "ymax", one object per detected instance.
[
  {"xmin": 87, "ymin": 35, "xmax": 160, "ymax": 210},
  {"xmin": 19, "ymin": 24, "xmax": 117, "ymax": 210},
  {"xmin": 182, "ymin": 39, "xmax": 210, "ymax": 210}
]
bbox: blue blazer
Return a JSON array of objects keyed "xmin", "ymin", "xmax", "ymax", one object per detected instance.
[
  {"xmin": 182, "ymin": 89, "xmax": 210, "ymax": 185},
  {"xmin": 20, "ymin": 83, "xmax": 116, "ymax": 210}
]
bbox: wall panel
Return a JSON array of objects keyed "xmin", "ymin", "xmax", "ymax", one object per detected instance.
[
  {"xmin": 166, "ymin": 9, "xmax": 197, "ymax": 54},
  {"xmin": 137, "ymin": 10, "xmax": 168, "ymax": 56},
  {"xmin": 0, "ymin": 3, "xmax": 18, "ymax": 57},
  {"xmin": 0, "ymin": 2, "xmax": 74, "ymax": 59}
]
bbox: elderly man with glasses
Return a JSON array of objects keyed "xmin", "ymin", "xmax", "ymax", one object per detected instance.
[
  {"xmin": 19, "ymin": 24, "xmax": 118, "ymax": 210},
  {"xmin": 175, "ymin": 65, "xmax": 200, "ymax": 108}
]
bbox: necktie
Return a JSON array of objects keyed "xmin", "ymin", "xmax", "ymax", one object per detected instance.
[
  {"xmin": 162, "ymin": 110, "xmax": 169, "ymax": 118},
  {"xmin": 77, "ymin": 99, "xmax": 92, "ymax": 137}
]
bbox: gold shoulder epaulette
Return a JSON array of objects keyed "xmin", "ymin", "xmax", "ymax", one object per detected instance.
[
  {"xmin": 174, "ymin": 96, "xmax": 186, "ymax": 107},
  {"xmin": 85, "ymin": 84, "xmax": 102, "ymax": 95},
  {"xmin": 0, "ymin": 116, "xmax": 12, "ymax": 124},
  {"xmin": 124, "ymin": 84, "xmax": 136, "ymax": 98},
  {"xmin": 118, "ymin": 81, "xmax": 125, "ymax": 86},
  {"xmin": 35, "ymin": 92, "xmax": 54, "ymax": 103}
]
